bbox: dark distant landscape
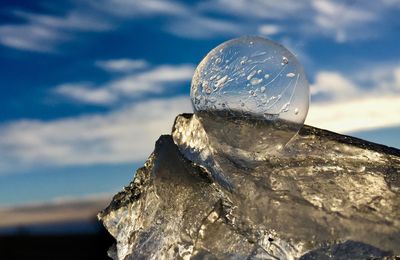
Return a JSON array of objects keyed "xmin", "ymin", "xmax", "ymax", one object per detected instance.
[{"xmin": 0, "ymin": 198, "xmax": 114, "ymax": 259}]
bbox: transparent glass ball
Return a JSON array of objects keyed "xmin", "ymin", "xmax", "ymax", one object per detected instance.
[{"xmin": 191, "ymin": 36, "xmax": 310, "ymax": 157}]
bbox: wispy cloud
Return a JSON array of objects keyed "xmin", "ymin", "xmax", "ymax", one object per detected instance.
[
  {"xmin": 383, "ymin": 0, "xmax": 400, "ymax": 6},
  {"xmin": 0, "ymin": 0, "xmax": 189, "ymax": 52},
  {"xmin": 198, "ymin": 0, "xmax": 399, "ymax": 43},
  {"xmin": 307, "ymin": 95, "xmax": 400, "ymax": 133},
  {"xmin": 0, "ymin": 9, "xmax": 112, "ymax": 52},
  {"xmin": 2, "ymin": 0, "xmax": 398, "ymax": 53},
  {"xmin": 164, "ymin": 16, "xmax": 242, "ymax": 38},
  {"xmin": 95, "ymin": 59, "xmax": 149, "ymax": 73},
  {"xmin": 91, "ymin": 0, "xmax": 242, "ymax": 39},
  {"xmin": 258, "ymin": 25, "xmax": 281, "ymax": 36},
  {"xmin": 108, "ymin": 64, "xmax": 195, "ymax": 96},
  {"xmin": 0, "ymin": 24, "xmax": 65, "ymax": 52},
  {"xmin": 310, "ymin": 71, "xmax": 359, "ymax": 100},
  {"xmin": 311, "ymin": 1, "xmax": 376, "ymax": 42},
  {"xmin": 14, "ymin": 10, "xmax": 112, "ymax": 32},
  {"xmin": 55, "ymin": 83, "xmax": 116, "ymax": 105},
  {"xmin": 54, "ymin": 62, "xmax": 195, "ymax": 105},
  {"xmin": 0, "ymin": 97, "xmax": 191, "ymax": 174},
  {"xmin": 306, "ymin": 64, "xmax": 400, "ymax": 133},
  {"xmin": 90, "ymin": 0, "xmax": 189, "ymax": 17},
  {"xmin": 198, "ymin": 0, "xmax": 307, "ymax": 19},
  {"xmin": 0, "ymin": 0, "xmax": 236, "ymax": 52},
  {"xmin": 5, "ymin": 61, "xmax": 195, "ymax": 172}
]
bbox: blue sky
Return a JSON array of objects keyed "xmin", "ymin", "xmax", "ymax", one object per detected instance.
[{"xmin": 0, "ymin": 0, "xmax": 399, "ymax": 207}]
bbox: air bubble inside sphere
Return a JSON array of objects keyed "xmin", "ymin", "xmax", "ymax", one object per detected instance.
[{"xmin": 191, "ymin": 36, "xmax": 310, "ymax": 158}]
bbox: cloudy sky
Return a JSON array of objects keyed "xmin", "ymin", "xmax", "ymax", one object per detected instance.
[{"xmin": 0, "ymin": 0, "xmax": 399, "ymax": 207}]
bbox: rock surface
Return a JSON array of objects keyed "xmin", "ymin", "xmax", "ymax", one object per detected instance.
[{"xmin": 99, "ymin": 114, "xmax": 400, "ymax": 259}]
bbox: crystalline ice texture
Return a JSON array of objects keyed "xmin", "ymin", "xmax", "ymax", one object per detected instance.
[{"xmin": 100, "ymin": 114, "xmax": 400, "ymax": 260}]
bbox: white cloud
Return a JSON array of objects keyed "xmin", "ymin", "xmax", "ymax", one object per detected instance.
[
  {"xmin": 0, "ymin": 97, "xmax": 192, "ymax": 174},
  {"xmin": 92, "ymin": 0, "xmax": 243, "ymax": 39},
  {"xmin": 55, "ymin": 83, "xmax": 116, "ymax": 105},
  {"xmin": 395, "ymin": 68, "xmax": 400, "ymax": 86},
  {"xmin": 198, "ymin": 0, "xmax": 394, "ymax": 43},
  {"xmin": 382, "ymin": 0, "xmax": 400, "ymax": 7},
  {"xmin": 95, "ymin": 59, "xmax": 149, "ymax": 73},
  {"xmin": 0, "ymin": 10, "xmax": 111, "ymax": 52},
  {"xmin": 1, "ymin": 1, "xmax": 242, "ymax": 51},
  {"xmin": 353, "ymin": 63, "xmax": 400, "ymax": 94},
  {"xmin": 109, "ymin": 64, "xmax": 194, "ymax": 93},
  {"xmin": 14, "ymin": 10, "xmax": 112, "ymax": 32},
  {"xmin": 258, "ymin": 25, "xmax": 280, "ymax": 36},
  {"xmin": 306, "ymin": 64, "xmax": 400, "ymax": 133},
  {"xmin": 310, "ymin": 71, "xmax": 358, "ymax": 99},
  {"xmin": 91, "ymin": 0, "xmax": 189, "ymax": 17},
  {"xmin": 0, "ymin": 24, "xmax": 66, "ymax": 52},
  {"xmin": 198, "ymin": 0, "xmax": 307, "ymax": 19},
  {"xmin": 165, "ymin": 16, "xmax": 242, "ymax": 38},
  {"xmin": 306, "ymin": 95, "xmax": 400, "ymax": 133},
  {"xmin": 311, "ymin": 1, "xmax": 376, "ymax": 42},
  {"xmin": 0, "ymin": 0, "xmax": 189, "ymax": 52},
  {"xmin": 55, "ymin": 63, "xmax": 195, "ymax": 105},
  {"xmin": 2, "ymin": 0, "xmax": 396, "ymax": 52}
]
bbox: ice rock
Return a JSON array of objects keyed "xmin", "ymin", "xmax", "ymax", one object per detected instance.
[{"xmin": 99, "ymin": 114, "xmax": 400, "ymax": 260}]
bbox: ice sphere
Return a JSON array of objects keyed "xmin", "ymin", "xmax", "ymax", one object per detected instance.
[{"xmin": 191, "ymin": 36, "xmax": 310, "ymax": 159}]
